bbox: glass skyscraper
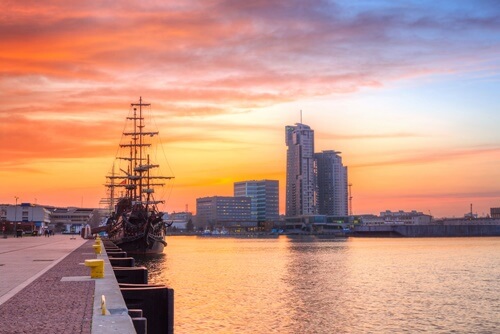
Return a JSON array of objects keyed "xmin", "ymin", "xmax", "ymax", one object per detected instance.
[
  {"xmin": 314, "ymin": 150, "xmax": 348, "ymax": 216},
  {"xmin": 234, "ymin": 180, "xmax": 279, "ymax": 222},
  {"xmin": 285, "ymin": 123, "xmax": 316, "ymax": 216}
]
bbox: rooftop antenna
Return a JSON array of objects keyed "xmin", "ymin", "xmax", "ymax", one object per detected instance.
[{"xmin": 300, "ymin": 110, "xmax": 303, "ymax": 124}]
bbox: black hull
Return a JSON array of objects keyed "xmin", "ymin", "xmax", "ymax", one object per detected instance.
[{"xmin": 111, "ymin": 235, "xmax": 166, "ymax": 255}]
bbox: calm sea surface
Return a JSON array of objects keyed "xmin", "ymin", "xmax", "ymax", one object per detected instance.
[{"xmin": 135, "ymin": 236, "xmax": 499, "ymax": 333}]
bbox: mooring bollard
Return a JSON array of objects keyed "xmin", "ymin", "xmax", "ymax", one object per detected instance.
[
  {"xmin": 84, "ymin": 259, "xmax": 104, "ymax": 278},
  {"xmin": 101, "ymin": 295, "xmax": 107, "ymax": 315},
  {"xmin": 92, "ymin": 244, "xmax": 102, "ymax": 255}
]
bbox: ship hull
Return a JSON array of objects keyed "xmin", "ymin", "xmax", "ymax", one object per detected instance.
[{"xmin": 112, "ymin": 236, "xmax": 166, "ymax": 255}]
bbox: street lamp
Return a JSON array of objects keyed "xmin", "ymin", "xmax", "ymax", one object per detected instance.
[{"xmin": 14, "ymin": 196, "xmax": 19, "ymax": 237}]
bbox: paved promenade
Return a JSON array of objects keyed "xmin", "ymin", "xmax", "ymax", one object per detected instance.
[{"xmin": 0, "ymin": 235, "xmax": 94, "ymax": 333}]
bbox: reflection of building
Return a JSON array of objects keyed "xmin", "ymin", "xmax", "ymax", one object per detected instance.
[
  {"xmin": 196, "ymin": 196, "xmax": 252, "ymax": 229},
  {"xmin": 490, "ymin": 207, "xmax": 500, "ymax": 218},
  {"xmin": 285, "ymin": 123, "xmax": 316, "ymax": 216},
  {"xmin": 315, "ymin": 150, "xmax": 348, "ymax": 216},
  {"xmin": 234, "ymin": 180, "xmax": 279, "ymax": 223}
]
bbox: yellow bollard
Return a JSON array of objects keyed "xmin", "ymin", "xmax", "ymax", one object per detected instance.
[
  {"xmin": 92, "ymin": 244, "xmax": 102, "ymax": 255},
  {"xmin": 84, "ymin": 259, "xmax": 104, "ymax": 278}
]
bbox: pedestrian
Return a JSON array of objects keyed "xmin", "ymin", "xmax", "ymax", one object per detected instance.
[{"xmin": 44, "ymin": 229, "xmax": 48, "ymax": 237}]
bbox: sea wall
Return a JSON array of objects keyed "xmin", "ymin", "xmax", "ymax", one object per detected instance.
[
  {"xmin": 353, "ymin": 224, "xmax": 500, "ymax": 237},
  {"xmin": 393, "ymin": 224, "xmax": 500, "ymax": 237}
]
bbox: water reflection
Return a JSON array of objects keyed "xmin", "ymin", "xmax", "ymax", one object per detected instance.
[
  {"xmin": 132, "ymin": 236, "xmax": 500, "ymax": 333},
  {"xmin": 283, "ymin": 237, "xmax": 351, "ymax": 333}
]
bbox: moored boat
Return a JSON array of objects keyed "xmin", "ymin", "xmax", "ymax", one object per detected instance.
[{"xmin": 99, "ymin": 97, "xmax": 174, "ymax": 254}]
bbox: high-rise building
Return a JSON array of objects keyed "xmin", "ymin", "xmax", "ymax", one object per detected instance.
[
  {"xmin": 285, "ymin": 123, "xmax": 316, "ymax": 216},
  {"xmin": 315, "ymin": 150, "xmax": 348, "ymax": 216},
  {"xmin": 234, "ymin": 180, "xmax": 279, "ymax": 222}
]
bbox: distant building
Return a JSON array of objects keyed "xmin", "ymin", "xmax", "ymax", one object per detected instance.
[
  {"xmin": 358, "ymin": 214, "xmax": 385, "ymax": 225},
  {"xmin": 284, "ymin": 215, "xmax": 350, "ymax": 233},
  {"xmin": 0, "ymin": 203, "xmax": 51, "ymax": 232},
  {"xmin": 196, "ymin": 196, "xmax": 252, "ymax": 229},
  {"xmin": 285, "ymin": 123, "xmax": 316, "ymax": 216},
  {"xmin": 163, "ymin": 211, "xmax": 193, "ymax": 230},
  {"xmin": 379, "ymin": 210, "xmax": 432, "ymax": 225},
  {"xmin": 315, "ymin": 150, "xmax": 348, "ymax": 216},
  {"xmin": 0, "ymin": 204, "xmax": 96, "ymax": 234},
  {"xmin": 490, "ymin": 207, "xmax": 500, "ymax": 219},
  {"xmin": 234, "ymin": 180, "xmax": 279, "ymax": 223},
  {"xmin": 48, "ymin": 207, "xmax": 96, "ymax": 233}
]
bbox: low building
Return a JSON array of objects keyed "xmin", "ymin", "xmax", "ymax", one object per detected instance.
[
  {"xmin": 284, "ymin": 215, "xmax": 350, "ymax": 233},
  {"xmin": 163, "ymin": 211, "xmax": 193, "ymax": 231},
  {"xmin": 48, "ymin": 207, "xmax": 96, "ymax": 234},
  {"xmin": 196, "ymin": 196, "xmax": 252, "ymax": 230},
  {"xmin": 380, "ymin": 210, "xmax": 432, "ymax": 225},
  {"xmin": 491, "ymin": 207, "xmax": 500, "ymax": 219},
  {"xmin": 0, "ymin": 203, "xmax": 51, "ymax": 233},
  {"xmin": 358, "ymin": 214, "xmax": 385, "ymax": 225}
]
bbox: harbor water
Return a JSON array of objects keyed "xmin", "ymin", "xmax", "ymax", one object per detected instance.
[{"xmin": 135, "ymin": 236, "xmax": 499, "ymax": 333}]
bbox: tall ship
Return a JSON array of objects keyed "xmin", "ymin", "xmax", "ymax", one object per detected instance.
[{"xmin": 100, "ymin": 97, "xmax": 174, "ymax": 254}]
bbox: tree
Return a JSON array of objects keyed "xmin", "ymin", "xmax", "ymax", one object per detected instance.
[{"xmin": 186, "ymin": 219, "xmax": 194, "ymax": 232}]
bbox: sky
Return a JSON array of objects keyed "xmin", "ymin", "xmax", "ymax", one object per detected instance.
[{"xmin": 1, "ymin": 0, "xmax": 500, "ymax": 218}]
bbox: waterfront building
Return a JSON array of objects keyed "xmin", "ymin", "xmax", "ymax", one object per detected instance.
[
  {"xmin": 490, "ymin": 207, "xmax": 500, "ymax": 218},
  {"xmin": 196, "ymin": 196, "xmax": 253, "ymax": 229},
  {"xmin": 0, "ymin": 203, "xmax": 51, "ymax": 233},
  {"xmin": 163, "ymin": 211, "xmax": 193, "ymax": 230},
  {"xmin": 0, "ymin": 203, "xmax": 97, "ymax": 234},
  {"xmin": 285, "ymin": 123, "xmax": 316, "ymax": 216},
  {"xmin": 379, "ymin": 210, "xmax": 432, "ymax": 225},
  {"xmin": 315, "ymin": 150, "xmax": 348, "ymax": 216},
  {"xmin": 234, "ymin": 180, "xmax": 279, "ymax": 223},
  {"xmin": 284, "ymin": 215, "xmax": 350, "ymax": 233},
  {"xmin": 48, "ymin": 207, "xmax": 96, "ymax": 233}
]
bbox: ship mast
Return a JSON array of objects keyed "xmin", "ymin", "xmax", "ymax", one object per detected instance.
[{"xmin": 106, "ymin": 97, "xmax": 174, "ymax": 209}]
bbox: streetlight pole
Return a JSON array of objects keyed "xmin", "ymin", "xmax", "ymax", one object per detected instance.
[{"xmin": 14, "ymin": 196, "xmax": 19, "ymax": 237}]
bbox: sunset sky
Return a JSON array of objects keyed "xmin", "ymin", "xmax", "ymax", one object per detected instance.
[{"xmin": 1, "ymin": 1, "xmax": 499, "ymax": 218}]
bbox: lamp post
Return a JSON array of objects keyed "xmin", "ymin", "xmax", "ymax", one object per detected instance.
[
  {"xmin": 14, "ymin": 196, "xmax": 19, "ymax": 237},
  {"xmin": 1, "ymin": 209, "xmax": 6, "ymax": 238}
]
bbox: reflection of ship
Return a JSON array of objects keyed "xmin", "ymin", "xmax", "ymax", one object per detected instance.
[{"xmin": 98, "ymin": 97, "xmax": 174, "ymax": 254}]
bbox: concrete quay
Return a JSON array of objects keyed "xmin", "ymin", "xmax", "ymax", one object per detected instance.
[{"xmin": 0, "ymin": 235, "xmax": 135, "ymax": 334}]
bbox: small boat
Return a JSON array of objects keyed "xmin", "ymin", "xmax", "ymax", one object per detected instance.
[{"xmin": 99, "ymin": 97, "xmax": 174, "ymax": 254}]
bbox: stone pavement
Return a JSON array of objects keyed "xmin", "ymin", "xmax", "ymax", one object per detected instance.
[
  {"xmin": 0, "ymin": 235, "xmax": 94, "ymax": 333},
  {"xmin": 0, "ymin": 234, "xmax": 87, "ymax": 304}
]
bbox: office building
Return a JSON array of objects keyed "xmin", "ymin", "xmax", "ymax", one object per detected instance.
[
  {"xmin": 315, "ymin": 150, "xmax": 348, "ymax": 216},
  {"xmin": 196, "ymin": 196, "xmax": 252, "ymax": 228},
  {"xmin": 285, "ymin": 123, "xmax": 316, "ymax": 216},
  {"xmin": 234, "ymin": 180, "xmax": 279, "ymax": 222}
]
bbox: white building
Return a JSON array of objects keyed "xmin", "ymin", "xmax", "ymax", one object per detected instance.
[
  {"xmin": 315, "ymin": 150, "xmax": 348, "ymax": 216},
  {"xmin": 380, "ymin": 210, "xmax": 432, "ymax": 225},
  {"xmin": 48, "ymin": 207, "xmax": 96, "ymax": 233},
  {"xmin": 234, "ymin": 180, "xmax": 279, "ymax": 223},
  {"xmin": 163, "ymin": 211, "xmax": 193, "ymax": 230},
  {"xmin": 285, "ymin": 123, "xmax": 316, "ymax": 216},
  {"xmin": 0, "ymin": 203, "xmax": 51, "ymax": 233}
]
